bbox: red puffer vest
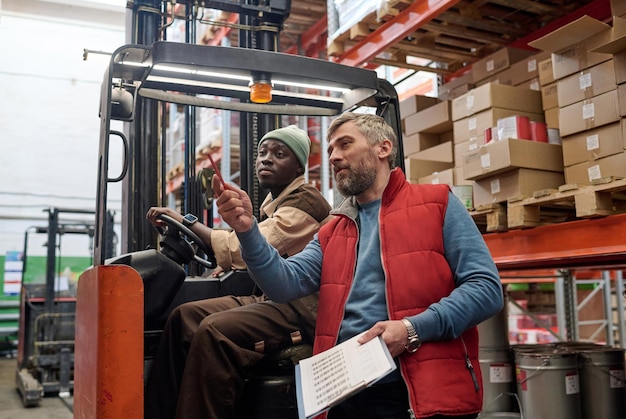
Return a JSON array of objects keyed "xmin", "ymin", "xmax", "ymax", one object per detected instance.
[{"xmin": 315, "ymin": 168, "xmax": 482, "ymax": 418}]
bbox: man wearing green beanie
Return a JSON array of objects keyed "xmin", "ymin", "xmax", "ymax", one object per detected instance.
[
  {"xmin": 259, "ymin": 124, "xmax": 311, "ymax": 169},
  {"xmin": 145, "ymin": 125, "xmax": 331, "ymax": 419}
]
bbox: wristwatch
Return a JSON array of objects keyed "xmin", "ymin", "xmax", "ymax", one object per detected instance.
[
  {"xmin": 401, "ymin": 318, "xmax": 421, "ymax": 353},
  {"xmin": 182, "ymin": 213, "xmax": 198, "ymax": 228}
]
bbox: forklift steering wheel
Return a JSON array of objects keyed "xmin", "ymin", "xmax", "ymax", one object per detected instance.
[{"xmin": 156, "ymin": 213, "xmax": 217, "ymax": 269}]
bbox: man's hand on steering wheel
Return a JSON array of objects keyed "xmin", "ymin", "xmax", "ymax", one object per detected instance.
[{"xmin": 146, "ymin": 207, "xmax": 217, "ymax": 269}]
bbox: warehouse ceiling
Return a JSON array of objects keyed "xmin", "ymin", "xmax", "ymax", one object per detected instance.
[{"xmin": 271, "ymin": 0, "xmax": 610, "ymax": 76}]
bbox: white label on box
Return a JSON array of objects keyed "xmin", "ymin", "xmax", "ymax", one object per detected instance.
[
  {"xmin": 579, "ymin": 73, "xmax": 592, "ymax": 90},
  {"xmin": 480, "ymin": 153, "xmax": 491, "ymax": 168},
  {"xmin": 527, "ymin": 59, "xmax": 537, "ymax": 72},
  {"xmin": 530, "ymin": 80, "xmax": 540, "ymax": 91},
  {"xmin": 489, "ymin": 364, "xmax": 512, "ymax": 383},
  {"xmin": 588, "ymin": 164, "xmax": 601, "ymax": 181},
  {"xmin": 610, "ymin": 369, "xmax": 626, "ymax": 388},
  {"xmin": 565, "ymin": 373, "xmax": 580, "ymax": 395},
  {"xmin": 486, "ymin": 59, "xmax": 495, "ymax": 72},
  {"xmin": 469, "ymin": 142, "xmax": 478, "ymax": 150},
  {"xmin": 490, "ymin": 178, "xmax": 501, "ymax": 194},
  {"xmin": 468, "ymin": 117, "xmax": 477, "ymax": 131},
  {"xmin": 431, "ymin": 177, "xmax": 440, "ymax": 184},
  {"xmin": 466, "ymin": 95, "xmax": 475, "ymax": 112},
  {"xmin": 586, "ymin": 134, "xmax": 600, "ymax": 151},
  {"xmin": 582, "ymin": 103, "xmax": 595, "ymax": 120}
]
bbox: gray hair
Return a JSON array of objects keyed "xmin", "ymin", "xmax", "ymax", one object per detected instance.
[{"xmin": 327, "ymin": 112, "xmax": 398, "ymax": 169}]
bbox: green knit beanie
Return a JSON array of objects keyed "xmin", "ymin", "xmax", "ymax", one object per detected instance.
[{"xmin": 259, "ymin": 125, "xmax": 311, "ymax": 169}]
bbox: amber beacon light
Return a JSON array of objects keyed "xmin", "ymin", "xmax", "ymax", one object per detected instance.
[{"xmin": 249, "ymin": 72, "xmax": 273, "ymax": 103}]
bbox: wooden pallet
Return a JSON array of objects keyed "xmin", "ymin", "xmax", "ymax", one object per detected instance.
[
  {"xmin": 469, "ymin": 203, "xmax": 507, "ymax": 233},
  {"xmin": 470, "ymin": 177, "xmax": 626, "ymax": 233},
  {"xmin": 507, "ymin": 177, "xmax": 626, "ymax": 229}
]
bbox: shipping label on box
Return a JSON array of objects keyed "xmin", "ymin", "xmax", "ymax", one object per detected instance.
[
  {"xmin": 561, "ymin": 120, "xmax": 626, "ymax": 166},
  {"xmin": 558, "ymin": 89, "xmax": 620, "ymax": 136},
  {"xmin": 510, "ymin": 51, "xmax": 551, "ymax": 86},
  {"xmin": 564, "ymin": 151, "xmax": 626, "ymax": 184},
  {"xmin": 471, "ymin": 47, "xmax": 536, "ymax": 83},
  {"xmin": 556, "ymin": 60, "xmax": 616, "ymax": 108},
  {"xmin": 451, "ymin": 82, "xmax": 543, "ymax": 121},
  {"xmin": 462, "ymin": 138, "xmax": 564, "ymax": 181}
]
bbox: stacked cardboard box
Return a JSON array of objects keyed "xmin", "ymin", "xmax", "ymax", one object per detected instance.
[
  {"xmin": 400, "ymin": 95, "xmax": 455, "ymax": 184},
  {"xmin": 530, "ymin": 15, "xmax": 626, "ymax": 185},
  {"xmin": 451, "ymin": 82, "xmax": 559, "ymax": 207}
]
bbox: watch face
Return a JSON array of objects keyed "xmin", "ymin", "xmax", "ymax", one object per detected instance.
[
  {"xmin": 407, "ymin": 338, "xmax": 420, "ymax": 353},
  {"xmin": 183, "ymin": 214, "xmax": 198, "ymax": 225}
]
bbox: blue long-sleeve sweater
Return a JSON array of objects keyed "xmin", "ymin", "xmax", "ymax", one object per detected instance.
[{"xmin": 237, "ymin": 190, "xmax": 503, "ymax": 344}]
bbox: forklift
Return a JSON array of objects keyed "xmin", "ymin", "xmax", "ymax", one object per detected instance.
[
  {"xmin": 74, "ymin": 1, "xmax": 404, "ymax": 418},
  {"xmin": 15, "ymin": 207, "xmax": 115, "ymax": 408}
]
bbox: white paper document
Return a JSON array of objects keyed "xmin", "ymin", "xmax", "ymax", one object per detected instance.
[{"xmin": 295, "ymin": 333, "xmax": 397, "ymax": 419}]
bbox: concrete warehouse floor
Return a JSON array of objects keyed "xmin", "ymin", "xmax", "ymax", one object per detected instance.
[{"xmin": 0, "ymin": 356, "xmax": 72, "ymax": 419}]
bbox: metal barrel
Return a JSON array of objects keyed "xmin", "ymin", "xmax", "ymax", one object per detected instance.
[
  {"xmin": 479, "ymin": 348, "xmax": 516, "ymax": 413},
  {"xmin": 577, "ymin": 347, "xmax": 626, "ymax": 419},
  {"xmin": 478, "ymin": 285, "xmax": 510, "ymax": 350},
  {"xmin": 513, "ymin": 347, "xmax": 582, "ymax": 419}
]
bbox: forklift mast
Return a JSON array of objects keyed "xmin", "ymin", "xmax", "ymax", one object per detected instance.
[{"xmin": 117, "ymin": 0, "xmax": 294, "ymax": 261}]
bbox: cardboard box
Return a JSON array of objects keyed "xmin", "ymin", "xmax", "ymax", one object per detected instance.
[
  {"xmin": 402, "ymin": 132, "xmax": 441, "ymax": 157},
  {"xmin": 404, "ymin": 158, "xmax": 454, "ymax": 181},
  {"xmin": 510, "ymin": 51, "xmax": 552, "ymax": 86},
  {"xmin": 451, "ymin": 82, "xmax": 543, "ymax": 121},
  {"xmin": 399, "ymin": 95, "xmax": 440, "ymax": 119},
  {"xmin": 473, "ymin": 169, "xmax": 565, "ymax": 207},
  {"xmin": 438, "ymin": 72, "xmax": 475, "ymax": 101},
  {"xmin": 564, "ymin": 151, "xmax": 626, "ymax": 184},
  {"xmin": 409, "ymin": 141, "xmax": 453, "ymax": 163},
  {"xmin": 418, "ymin": 168, "xmax": 455, "ymax": 186},
  {"xmin": 454, "ymin": 167, "xmax": 475, "ymax": 185},
  {"xmin": 541, "ymin": 82, "xmax": 559, "ymax": 110},
  {"xmin": 558, "ymin": 89, "xmax": 620, "ymax": 137},
  {"xmin": 538, "ymin": 57, "xmax": 555, "ymax": 86},
  {"xmin": 561, "ymin": 120, "xmax": 626, "ymax": 166},
  {"xmin": 454, "ymin": 139, "xmax": 480, "ymax": 168},
  {"xmin": 556, "ymin": 60, "xmax": 616, "ymax": 108},
  {"xmin": 477, "ymin": 69, "xmax": 513, "ymax": 86},
  {"xmin": 588, "ymin": 17, "xmax": 626, "ymax": 84},
  {"xmin": 462, "ymin": 138, "xmax": 564, "ymax": 181},
  {"xmin": 453, "ymin": 107, "xmax": 545, "ymax": 144},
  {"xmin": 528, "ymin": 16, "xmax": 613, "ymax": 80},
  {"xmin": 471, "ymin": 47, "xmax": 536, "ymax": 83},
  {"xmin": 545, "ymin": 106, "xmax": 559, "ymax": 129},
  {"xmin": 619, "ymin": 83, "xmax": 626, "ymax": 116},
  {"xmin": 403, "ymin": 101, "xmax": 452, "ymax": 135},
  {"xmin": 515, "ymin": 77, "xmax": 540, "ymax": 91}
]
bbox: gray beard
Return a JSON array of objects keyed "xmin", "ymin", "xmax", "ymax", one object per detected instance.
[{"xmin": 335, "ymin": 166, "xmax": 377, "ymax": 197}]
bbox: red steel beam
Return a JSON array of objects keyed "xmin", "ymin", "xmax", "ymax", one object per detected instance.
[
  {"xmin": 484, "ymin": 213, "xmax": 626, "ymax": 271},
  {"xmin": 333, "ymin": 0, "xmax": 462, "ymax": 67},
  {"xmin": 284, "ymin": 14, "xmax": 328, "ymax": 57}
]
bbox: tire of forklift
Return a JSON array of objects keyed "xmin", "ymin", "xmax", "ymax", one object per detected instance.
[{"xmin": 239, "ymin": 374, "xmax": 299, "ymax": 419}]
